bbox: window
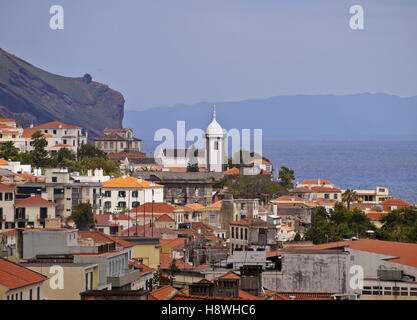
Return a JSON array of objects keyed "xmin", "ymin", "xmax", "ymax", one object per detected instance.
[
  {"xmin": 29, "ymin": 289, "xmax": 32, "ymax": 300},
  {"xmin": 104, "ymin": 191, "xmax": 111, "ymax": 197},
  {"xmin": 90, "ymin": 272, "xmax": 93, "ymax": 290},
  {"xmin": 333, "ymin": 193, "xmax": 338, "ymax": 200},
  {"xmin": 5, "ymin": 193, "xmax": 13, "ymax": 201},
  {"xmin": 0, "ymin": 193, "xmax": 2, "ymax": 201},
  {"xmin": 53, "ymin": 130, "xmax": 57, "ymax": 134},
  {"xmin": 118, "ymin": 191, "xmax": 126, "ymax": 198},
  {"xmin": 214, "ymin": 141, "xmax": 219, "ymax": 150},
  {"xmin": 85, "ymin": 273, "xmax": 89, "ymax": 291},
  {"xmin": 324, "ymin": 194, "xmax": 330, "ymax": 199},
  {"xmin": 245, "ymin": 228, "xmax": 248, "ymax": 240},
  {"xmin": 52, "ymin": 176, "xmax": 58, "ymax": 182},
  {"xmin": 37, "ymin": 287, "xmax": 40, "ymax": 300},
  {"xmin": 132, "ymin": 202, "xmax": 139, "ymax": 208},
  {"xmin": 241, "ymin": 203, "xmax": 247, "ymax": 210},
  {"xmin": 231, "ymin": 227, "xmax": 234, "ymax": 239},
  {"xmin": 118, "ymin": 202, "xmax": 126, "ymax": 209},
  {"xmin": 20, "ymin": 292, "xmax": 22, "ymax": 300},
  {"xmin": 132, "ymin": 191, "xmax": 138, "ymax": 198},
  {"xmin": 40, "ymin": 208, "xmax": 48, "ymax": 219},
  {"xmin": 240, "ymin": 228, "xmax": 243, "ymax": 240}
]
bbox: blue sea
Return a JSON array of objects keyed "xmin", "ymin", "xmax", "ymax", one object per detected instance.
[
  {"xmin": 262, "ymin": 140, "xmax": 417, "ymax": 204},
  {"xmin": 142, "ymin": 139, "xmax": 417, "ymax": 204}
]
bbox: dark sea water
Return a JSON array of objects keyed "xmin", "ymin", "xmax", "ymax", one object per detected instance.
[
  {"xmin": 142, "ymin": 139, "xmax": 417, "ymax": 204},
  {"xmin": 262, "ymin": 140, "xmax": 417, "ymax": 204}
]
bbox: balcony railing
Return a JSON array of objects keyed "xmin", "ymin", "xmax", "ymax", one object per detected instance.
[{"xmin": 54, "ymin": 193, "xmax": 65, "ymax": 199}]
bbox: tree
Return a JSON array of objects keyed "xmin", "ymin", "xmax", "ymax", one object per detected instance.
[
  {"xmin": 77, "ymin": 143, "xmax": 106, "ymax": 159},
  {"xmin": 152, "ymin": 266, "xmax": 162, "ymax": 290},
  {"xmin": 376, "ymin": 208, "xmax": 417, "ymax": 243},
  {"xmin": 0, "ymin": 141, "xmax": 19, "ymax": 160},
  {"xmin": 56, "ymin": 147, "xmax": 76, "ymax": 163},
  {"xmin": 187, "ymin": 162, "xmax": 199, "ymax": 172},
  {"xmin": 168, "ymin": 260, "xmax": 180, "ymax": 286},
  {"xmin": 342, "ymin": 189, "xmax": 358, "ymax": 210},
  {"xmin": 31, "ymin": 131, "xmax": 48, "ymax": 167},
  {"xmin": 278, "ymin": 166, "xmax": 295, "ymax": 189},
  {"xmin": 225, "ymin": 174, "xmax": 287, "ymax": 203},
  {"xmin": 70, "ymin": 203, "xmax": 95, "ymax": 231}
]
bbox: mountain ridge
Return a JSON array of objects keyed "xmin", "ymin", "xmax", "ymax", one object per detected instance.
[{"xmin": 0, "ymin": 48, "xmax": 124, "ymax": 141}]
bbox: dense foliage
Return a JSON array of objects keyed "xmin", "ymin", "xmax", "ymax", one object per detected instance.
[
  {"xmin": 70, "ymin": 203, "xmax": 95, "ymax": 231},
  {"xmin": 2, "ymin": 133, "xmax": 121, "ymax": 176},
  {"xmin": 376, "ymin": 208, "xmax": 417, "ymax": 243},
  {"xmin": 305, "ymin": 203, "xmax": 375, "ymax": 244}
]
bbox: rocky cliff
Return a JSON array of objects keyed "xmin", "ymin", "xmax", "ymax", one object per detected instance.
[{"xmin": 0, "ymin": 48, "xmax": 124, "ymax": 141}]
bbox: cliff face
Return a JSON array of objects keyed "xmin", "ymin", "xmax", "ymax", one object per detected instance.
[{"xmin": 0, "ymin": 48, "xmax": 124, "ymax": 141}]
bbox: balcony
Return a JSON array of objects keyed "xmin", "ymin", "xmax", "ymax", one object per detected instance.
[
  {"xmin": 56, "ymin": 204, "xmax": 65, "ymax": 210},
  {"xmin": 54, "ymin": 193, "xmax": 65, "ymax": 199},
  {"xmin": 107, "ymin": 269, "xmax": 140, "ymax": 288}
]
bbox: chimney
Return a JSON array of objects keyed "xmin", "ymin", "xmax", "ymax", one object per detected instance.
[{"xmin": 240, "ymin": 265, "xmax": 263, "ymax": 297}]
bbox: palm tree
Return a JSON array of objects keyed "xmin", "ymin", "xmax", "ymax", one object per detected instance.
[{"xmin": 342, "ymin": 189, "xmax": 358, "ymax": 210}]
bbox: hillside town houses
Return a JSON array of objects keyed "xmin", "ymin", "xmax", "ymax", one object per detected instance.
[{"xmin": 0, "ymin": 113, "xmax": 416, "ymax": 301}]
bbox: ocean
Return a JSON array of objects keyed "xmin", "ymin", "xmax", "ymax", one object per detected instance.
[
  {"xmin": 142, "ymin": 139, "xmax": 417, "ymax": 204},
  {"xmin": 262, "ymin": 140, "xmax": 417, "ymax": 204}
]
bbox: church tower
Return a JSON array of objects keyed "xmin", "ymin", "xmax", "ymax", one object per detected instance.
[{"xmin": 205, "ymin": 105, "xmax": 225, "ymax": 172}]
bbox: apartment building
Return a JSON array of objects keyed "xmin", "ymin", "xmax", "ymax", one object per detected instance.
[
  {"xmin": 94, "ymin": 127, "xmax": 142, "ymax": 154},
  {"xmin": 101, "ymin": 176, "xmax": 163, "ymax": 213}
]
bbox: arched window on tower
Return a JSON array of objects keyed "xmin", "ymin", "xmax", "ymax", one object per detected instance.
[{"xmin": 214, "ymin": 141, "xmax": 219, "ymax": 150}]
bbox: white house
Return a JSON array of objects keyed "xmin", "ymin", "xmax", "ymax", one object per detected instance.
[{"xmin": 101, "ymin": 176, "xmax": 164, "ymax": 213}]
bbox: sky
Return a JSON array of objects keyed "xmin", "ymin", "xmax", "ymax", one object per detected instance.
[{"xmin": 0, "ymin": 0, "xmax": 416, "ymax": 111}]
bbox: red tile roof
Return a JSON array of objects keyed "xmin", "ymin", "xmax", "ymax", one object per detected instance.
[
  {"xmin": 288, "ymin": 239, "xmax": 417, "ymax": 268},
  {"xmin": 272, "ymin": 195, "xmax": 305, "ymax": 203},
  {"xmin": 366, "ymin": 212, "xmax": 388, "ymax": 221},
  {"xmin": 186, "ymin": 203, "xmax": 205, "ymax": 211},
  {"xmin": 128, "ymin": 202, "xmax": 174, "ymax": 214},
  {"xmin": 79, "ymin": 231, "xmax": 134, "ymax": 248},
  {"xmin": 34, "ymin": 121, "xmax": 81, "ymax": 129},
  {"xmin": 149, "ymin": 285, "xmax": 178, "ymax": 300},
  {"xmin": 156, "ymin": 214, "xmax": 175, "ymax": 223},
  {"xmin": 0, "ymin": 182, "xmax": 15, "ymax": 190},
  {"xmin": 311, "ymin": 186, "xmax": 341, "ymax": 193},
  {"xmin": 381, "ymin": 198, "xmax": 411, "ymax": 211},
  {"xmin": 224, "ymin": 167, "xmax": 240, "ymax": 175},
  {"xmin": 0, "ymin": 258, "xmax": 47, "ymax": 290},
  {"xmin": 15, "ymin": 196, "xmax": 55, "ymax": 206},
  {"xmin": 103, "ymin": 176, "xmax": 163, "ymax": 189},
  {"xmin": 299, "ymin": 179, "xmax": 334, "ymax": 186}
]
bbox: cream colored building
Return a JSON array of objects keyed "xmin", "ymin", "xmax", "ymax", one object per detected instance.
[
  {"xmin": 353, "ymin": 187, "xmax": 391, "ymax": 204},
  {"xmin": 0, "ymin": 183, "xmax": 16, "ymax": 230},
  {"xmin": 102, "ymin": 176, "xmax": 164, "ymax": 213},
  {"xmin": 14, "ymin": 196, "xmax": 56, "ymax": 229},
  {"xmin": 24, "ymin": 263, "xmax": 99, "ymax": 300}
]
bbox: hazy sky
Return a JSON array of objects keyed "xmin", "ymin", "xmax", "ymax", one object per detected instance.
[{"xmin": 1, "ymin": 0, "xmax": 416, "ymax": 110}]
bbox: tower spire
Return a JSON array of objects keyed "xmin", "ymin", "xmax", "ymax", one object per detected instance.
[{"xmin": 213, "ymin": 104, "xmax": 216, "ymax": 120}]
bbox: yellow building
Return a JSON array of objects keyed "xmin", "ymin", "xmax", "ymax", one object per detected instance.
[{"xmin": 119, "ymin": 236, "xmax": 161, "ymax": 269}]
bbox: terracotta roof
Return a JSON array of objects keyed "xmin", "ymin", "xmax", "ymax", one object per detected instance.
[
  {"xmin": 160, "ymin": 238, "xmax": 186, "ymax": 249},
  {"xmin": 288, "ymin": 239, "xmax": 417, "ymax": 268},
  {"xmin": 366, "ymin": 212, "xmax": 388, "ymax": 221},
  {"xmin": 128, "ymin": 202, "xmax": 175, "ymax": 214},
  {"xmin": 0, "ymin": 182, "xmax": 15, "ymax": 190},
  {"xmin": 33, "ymin": 121, "xmax": 81, "ymax": 129},
  {"xmin": 224, "ymin": 167, "xmax": 240, "ymax": 175},
  {"xmin": 21, "ymin": 128, "xmax": 43, "ymax": 138},
  {"xmin": 79, "ymin": 231, "xmax": 134, "ymax": 248},
  {"xmin": 311, "ymin": 186, "xmax": 341, "ymax": 193},
  {"xmin": 121, "ymin": 224, "xmax": 174, "ymax": 237},
  {"xmin": 156, "ymin": 214, "xmax": 175, "ymax": 222},
  {"xmin": 149, "ymin": 285, "xmax": 178, "ymax": 300},
  {"xmin": 381, "ymin": 198, "xmax": 411, "ymax": 211},
  {"xmin": 272, "ymin": 292, "xmax": 334, "ymax": 300},
  {"xmin": 0, "ymin": 159, "xmax": 8, "ymax": 165},
  {"xmin": 159, "ymin": 253, "xmax": 193, "ymax": 269},
  {"xmin": 315, "ymin": 198, "xmax": 337, "ymax": 206},
  {"xmin": 205, "ymin": 200, "xmax": 222, "ymax": 210},
  {"xmin": 129, "ymin": 260, "xmax": 155, "ymax": 275},
  {"xmin": 272, "ymin": 195, "xmax": 305, "ymax": 203},
  {"xmin": 94, "ymin": 213, "xmax": 135, "ymax": 226},
  {"xmin": 15, "ymin": 173, "xmax": 44, "ymax": 183},
  {"xmin": 299, "ymin": 179, "xmax": 334, "ymax": 186},
  {"xmin": 266, "ymin": 251, "xmax": 282, "ymax": 258},
  {"xmin": 15, "ymin": 196, "xmax": 55, "ymax": 206},
  {"xmin": 52, "ymin": 144, "xmax": 73, "ymax": 148},
  {"xmin": 103, "ymin": 176, "xmax": 163, "ymax": 188},
  {"xmin": 217, "ymin": 271, "xmax": 240, "ymax": 280},
  {"xmin": 186, "ymin": 203, "xmax": 205, "ymax": 211},
  {"xmin": 0, "ymin": 257, "xmax": 47, "ymax": 290}
]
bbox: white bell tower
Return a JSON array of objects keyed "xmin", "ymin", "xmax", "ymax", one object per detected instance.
[{"xmin": 205, "ymin": 105, "xmax": 225, "ymax": 172}]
